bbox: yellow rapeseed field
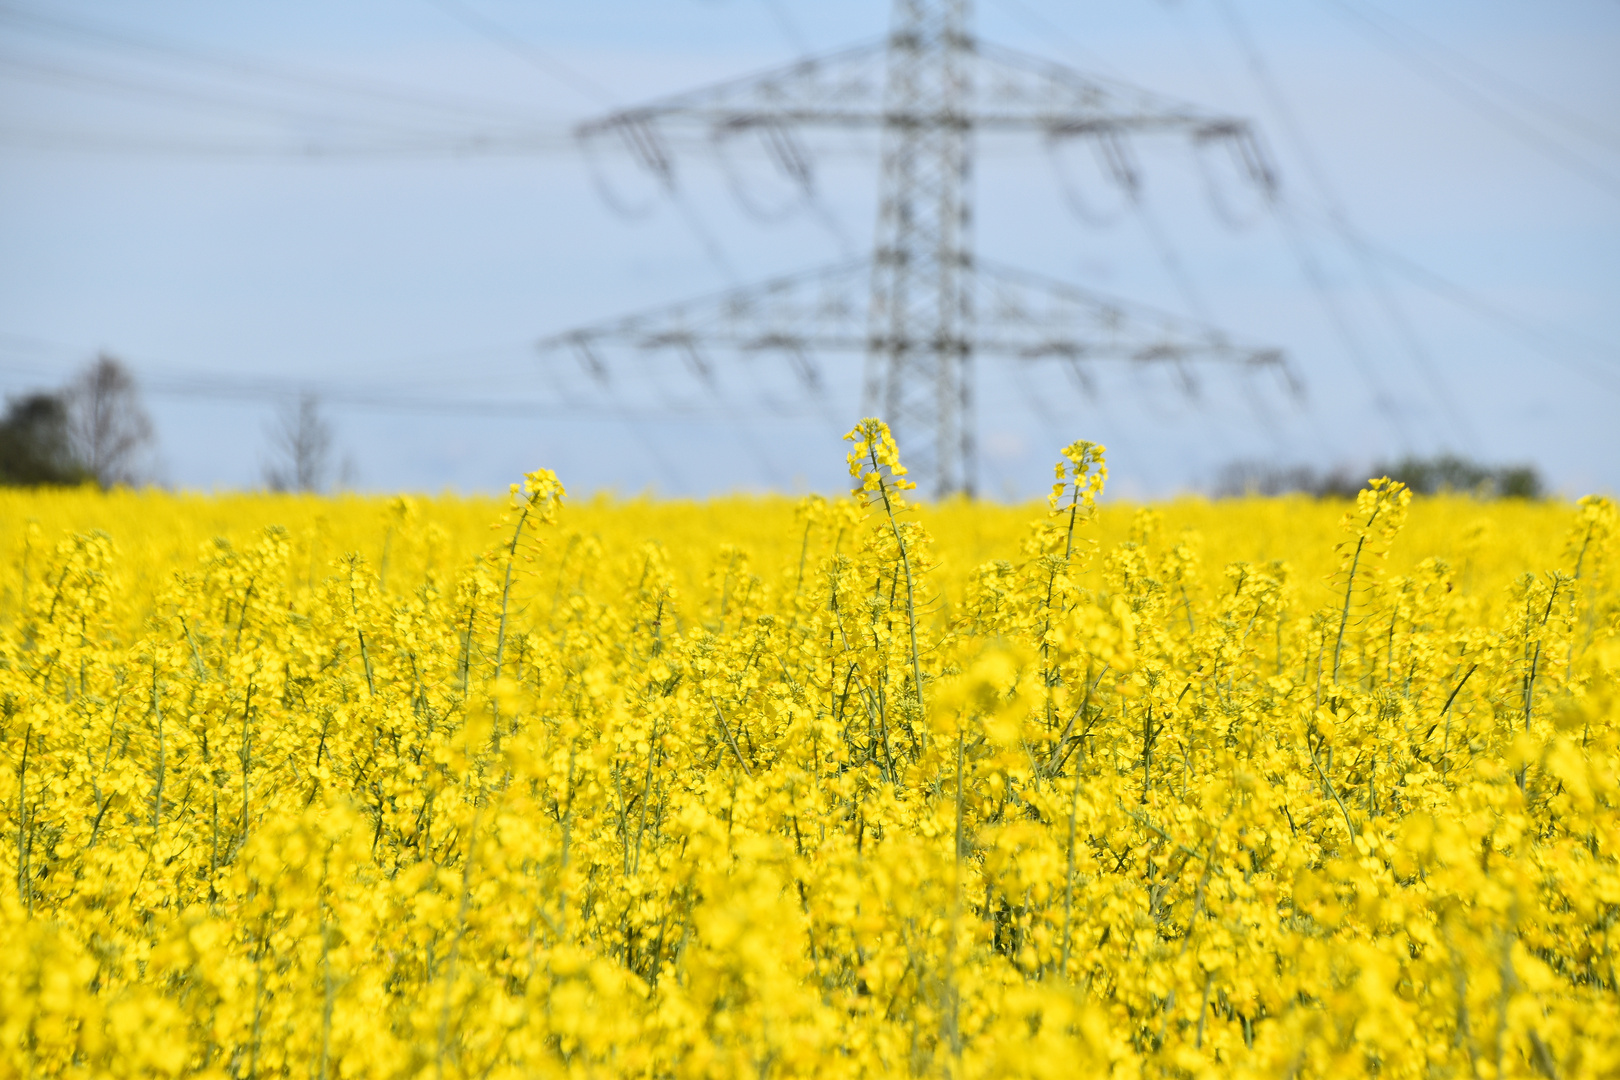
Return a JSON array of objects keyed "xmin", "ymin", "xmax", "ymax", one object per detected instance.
[{"xmin": 2, "ymin": 421, "xmax": 1616, "ymax": 1079}]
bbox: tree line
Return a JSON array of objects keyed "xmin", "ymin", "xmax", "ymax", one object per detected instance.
[
  {"xmin": 1213, "ymin": 454, "xmax": 1544, "ymax": 499},
  {"xmin": 1, "ymin": 356, "xmax": 341, "ymax": 492},
  {"xmin": 0, "ymin": 355, "xmax": 154, "ymax": 488},
  {"xmin": 2, "ymin": 358, "xmax": 1552, "ymax": 500}
]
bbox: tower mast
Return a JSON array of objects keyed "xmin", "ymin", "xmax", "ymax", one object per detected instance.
[{"xmin": 867, "ymin": 0, "xmax": 976, "ymax": 496}]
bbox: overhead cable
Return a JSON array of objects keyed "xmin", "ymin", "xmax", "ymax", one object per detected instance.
[
  {"xmin": 983, "ymin": 0, "xmax": 1135, "ymax": 83},
  {"xmin": 1330, "ymin": 0, "xmax": 1620, "ymax": 154},
  {"xmin": 1270, "ymin": 199, "xmax": 1414, "ymax": 450},
  {"xmin": 0, "ymin": 360, "xmax": 764, "ymax": 420},
  {"xmin": 1282, "ymin": 200, "xmax": 1484, "ymax": 453},
  {"xmin": 1328, "ymin": 229, "xmax": 1620, "ymax": 398},
  {"xmin": 0, "ymin": 51, "xmax": 493, "ymax": 140},
  {"xmin": 531, "ymin": 344, "xmax": 691, "ymax": 492},
  {"xmin": 1316, "ymin": 0, "xmax": 1620, "ymax": 201},
  {"xmin": 415, "ymin": 0, "xmax": 617, "ymax": 107},
  {"xmin": 757, "ymin": 0, "xmax": 812, "ymax": 57},
  {"xmin": 671, "ymin": 190, "xmax": 742, "ymax": 284},
  {"xmin": 412, "ymin": 0, "xmax": 745, "ymax": 285},
  {"xmin": 0, "ymin": 125, "xmax": 574, "ymax": 158},
  {"xmin": 747, "ymin": 0, "xmax": 856, "ymax": 256},
  {"xmin": 0, "ymin": 3, "xmax": 547, "ymax": 127},
  {"xmin": 1206, "ymin": 0, "xmax": 1464, "ymax": 452},
  {"xmin": 0, "ymin": 338, "xmax": 821, "ymax": 421}
]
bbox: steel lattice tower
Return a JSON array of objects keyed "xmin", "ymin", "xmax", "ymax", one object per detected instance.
[
  {"xmin": 867, "ymin": 0, "xmax": 975, "ymax": 493},
  {"xmin": 546, "ymin": 0, "xmax": 1291, "ymax": 495}
]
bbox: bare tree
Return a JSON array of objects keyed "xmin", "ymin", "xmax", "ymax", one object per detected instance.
[
  {"xmin": 263, "ymin": 393, "xmax": 333, "ymax": 493},
  {"xmin": 65, "ymin": 354, "xmax": 154, "ymax": 488}
]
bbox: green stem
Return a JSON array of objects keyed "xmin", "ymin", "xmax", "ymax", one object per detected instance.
[
  {"xmin": 347, "ymin": 563, "xmax": 375, "ymax": 697},
  {"xmin": 870, "ymin": 447, "xmax": 924, "ymax": 720},
  {"xmin": 151, "ymin": 667, "xmax": 165, "ymax": 835},
  {"xmin": 436, "ymin": 806, "xmax": 483, "ymax": 1080},
  {"xmin": 15, "ymin": 724, "xmax": 30, "ymax": 909},
  {"xmin": 1059, "ymin": 746, "xmax": 1083, "ymax": 977},
  {"xmin": 710, "ymin": 695, "xmax": 753, "ymax": 779},
  {"xmin": 1308, "ymin": 733, "xmax": 1356, "ymax": 842},
  {"xmin": 1332, "ymin": 534, "xmax": 1368, "ymax": 684},
  {"xmin": 494, "ymin": 507, "xmax": 530, "ymax": 679}
]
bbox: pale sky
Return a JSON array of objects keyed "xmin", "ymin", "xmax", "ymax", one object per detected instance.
[{"xmin": 1, "ymin": 0, "xmax": 1617, "ymax": 499}]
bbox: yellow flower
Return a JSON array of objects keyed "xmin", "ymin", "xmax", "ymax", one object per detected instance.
[{"xmin": 0, "ymin": 461, "xmax": 1613, "ymax": 1080}]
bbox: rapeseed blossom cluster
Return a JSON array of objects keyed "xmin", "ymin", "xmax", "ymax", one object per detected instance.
[{"xmin": 1, "ymin": 422, "xmax": 1616, "ymax": 1078}]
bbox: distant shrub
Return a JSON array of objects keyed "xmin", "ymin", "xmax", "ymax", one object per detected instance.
[
  {"xmin": 1214, "ymin": 452, "xmax": 1543, "ymax": 499},
  {"xmin": 0, "ymin": 393, "xmax": 91, "ymax": 487}
]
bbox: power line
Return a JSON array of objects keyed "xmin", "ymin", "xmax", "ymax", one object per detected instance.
[
  {"xmin": 1316, "ymin": 0, "xmax": 1620, "ymax": 199},
  {"xmin": 757, "ymin": 0, "xmax": 812, "ymax": 57},
  {"xmin": 978, "ymin": 0, "xmax": 1317, "ymax": 473},
  {"xmin": 670, "ymin": 189, "xmax": 742, "ymax": 284},
  {"xmin": 1323, "ymin": 227, "xmax": 1620, "ymax": 398},
  {"xmin": 0, "ymin": 3, "xmax": 550, "ymax": 128},
  {"xmin": 530, "ymin": 342, "xmax": 693, "ymax": 492},
  {"xmin": 416, "ymin": 0, "xmax": 617, "ymax": 107},
  {"xmin": 1350, "ymin": 0, "xmax": 1620, "ymax": 153},
  {"xmin": 410, "ymin": 0, "xmax": 746, "ymax": 286},
  {"xmin": 552, "ymin": 5, "xmax": 1302, "ymax": 495},
  {"xmin": 1270, "ymin": 199, "xmax": 1414, "ymax": 449},
  {"xmin": 1044, "ymin": 134, "xmax": 1134, "ymax": 227},
  {"xmin": 0, "ymin": 51, "xmax": 497, "ymax": 140},
  {"xmin": 983, "ymin": 0, "xmax": 1134, "ymax": 83},
  {"xmin": 1315, "ymin": 214, "xmax": 1482, "ymax": 453},
  {"xmin": 16, "ymin": 1, "xmax": 1598, "ymax": 492},
  {"xmin": 1202, "ymin": 0, "xmax": 1610, "ymax": 442},
  {"xmin": 1133, "ymin": 197, "xmax": 1214, "ymax": 326},
  {"xmin": 0, "ymin": 124, "xmax": 575, "ymax": 159},
  {"xmin": 0, "ymin": 359, "xmax": 807, "ymax": 420},
  {"xmin": 1127, "ymin": 195, "xmax": 1283, "ymax": 456},
  {"xmin": 0, "ymin": 338, "xmax": 822, "ymax": 420},
  {"xmin": 0, "ymin": 4, "xmax": 582, "ymax": 157},
  {"xmin": 1205, "ymin": 0, "xmax": 1470, "ymax": 452},
  {"xmin": 0, "ymin": 116, "xmax": 874, "ymax": 160},
  {"xmin": 744, "ymin": 0, "xmax": 857, "ymax": 257}
]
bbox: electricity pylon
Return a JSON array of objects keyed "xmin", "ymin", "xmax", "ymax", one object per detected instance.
[{"xmin": 542, "ymin": 0, "xmax": 1290, "ymax": 495}]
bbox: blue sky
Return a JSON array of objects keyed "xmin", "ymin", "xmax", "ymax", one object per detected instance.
[{"xmin": 1, "ymin": 0, "xmax": 1616, "ymax": 498}]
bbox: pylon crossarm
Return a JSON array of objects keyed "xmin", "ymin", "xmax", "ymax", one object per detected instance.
[
  {"xmin": 971, "ymin": 260, "xmax": 1290, "ymax": 376},
  {"xmin": 534, "ymin": 256, "xmax": 1292, "ymax": 400},
  {"xmin": 990, "ymin": 341, "xmax": 1278, "ymax": 365},
  {"xmin": 574, "ymin": 42, "xmax": 892, "ymax": 137},
  {"xmin": 575, "ymin": 39, "xmax": 1260, "ymax": 140},
  {"xmin": 535, "ymin": 260, "xmax": 876, "ymax": 385},
  {"xmin": 972, "ymin": 43, "xmax": 1244, "ymax": 135}
]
